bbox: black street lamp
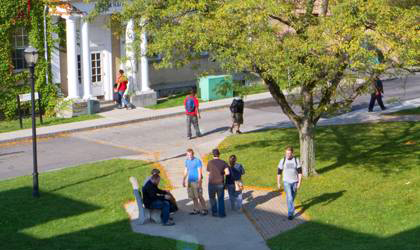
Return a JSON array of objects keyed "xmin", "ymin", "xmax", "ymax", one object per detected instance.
[{"xmin": 24, "ymin": 46, "xmax": 40, "ymax": 198}]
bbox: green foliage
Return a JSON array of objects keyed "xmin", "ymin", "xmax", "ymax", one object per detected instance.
[
  {"xmin": 98, "ymin": 0, "xmax": 418, "ymax": 116},
  {"xmin": 0, "ymin": 0, "xmax": 57, "ymax": 120}
]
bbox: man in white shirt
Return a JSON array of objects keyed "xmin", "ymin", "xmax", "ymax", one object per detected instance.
[{"xmin": 277, "ymin": 146, "xmax": 302, "ymax": 220}]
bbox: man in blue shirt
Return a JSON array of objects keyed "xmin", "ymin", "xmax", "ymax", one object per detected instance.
[{"xmin": 183, "ymin": 148, "xmax": 208, "ymax": 215}]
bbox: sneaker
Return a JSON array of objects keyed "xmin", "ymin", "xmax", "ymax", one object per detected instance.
[
  {"xmin": 189, "ymin": 210, "xmax": 200, "ymax": 215},
  {"xmin": 163, "ymin": 221, "xmax": 175, "ymax": 226},
  {"xmin": 236, "ymin": 130, "xmax": 242, "ymax": 134},
  {"xmin": 200, "ymin": 210, "xmax": 208, "ymax": 216},
  {"xmin": 229, "ymin": 127, "xmax": 233, "ymax": 133},
  {"xmin": 187, "ymin": 136, "xmax": 192, "ymax": 140}
]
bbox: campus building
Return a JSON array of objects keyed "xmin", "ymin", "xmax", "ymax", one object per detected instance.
[{"xmin": 45, "ymin": 0, "xmax": 220, "ymax": 104}]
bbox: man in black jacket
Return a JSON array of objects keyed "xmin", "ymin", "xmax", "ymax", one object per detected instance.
[
  {"xmin": 368, "ymin": 76, "xmax": 387, "ymax": 112},
  {"xmin": 142, "ymin": 174, "xmax": 177, "ymax": 226},
  {"xmin": 229, "ymin": 97, "xmax": 244, "ymax": 134}
]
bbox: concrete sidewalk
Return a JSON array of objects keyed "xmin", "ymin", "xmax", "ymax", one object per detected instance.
[{"xmin": 0, "ymin": 92, "xmax": 273, "ymax": 144}]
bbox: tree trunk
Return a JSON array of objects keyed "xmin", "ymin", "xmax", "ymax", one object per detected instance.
[{"xmin": 298, "ymin": 119, "xmax": 317, "ymax": 177}]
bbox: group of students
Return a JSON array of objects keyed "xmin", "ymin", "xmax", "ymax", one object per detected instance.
[
  {"xmin": 142, "ymin": 146, "xmax": 302, "ymax": 226},
  {"xmin": 183, "ymin": 148, "xmax": 245, "ymax": 218}
]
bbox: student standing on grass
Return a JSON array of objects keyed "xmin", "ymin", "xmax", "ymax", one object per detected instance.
[
  {"xmin": 229, "ymin": 96, "xmax": 244, "ymax": 134},
  {"xmin": 226, "ymin": 155, "xmax": 245, "ymax": 211},
  {"xmin": 207, "ymin": 149, "xmax": 230, "ymax": 217},
  {"xmin": 182, "ymin": 148, "xmax": 208, "ymax": 215},
  {"xmin": 277, "ymin": 146, "xmax": 302, "ymax": 220},
  {"xmin": 184, "ymin": 88, "xmax": 201, "ymax": 140}
]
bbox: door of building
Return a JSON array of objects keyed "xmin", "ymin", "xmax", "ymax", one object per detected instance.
[{"xmin": 91, "ymin": 51, "xmax": 104, "ymax": 96}]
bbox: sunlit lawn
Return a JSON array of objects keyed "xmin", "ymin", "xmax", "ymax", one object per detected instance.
[
  {"xmin": 0, "ymin": 114, "xmax": 102, "ymax": 134},
  {"xmin": 219, "ymin": 122, "xmax": 419, "ymax": 250}
]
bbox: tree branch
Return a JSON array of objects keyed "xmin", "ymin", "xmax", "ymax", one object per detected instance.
[
  {"xmin": 269, "ymin": 15, "xmax": 293, "ymax": 28},
  {"xmin": 314, "ymin": 63, "xmax": 347, "ymax": 123},
  {"xmin": 255, "ymin": 66, "xmax": 302, "ymax": 128}
]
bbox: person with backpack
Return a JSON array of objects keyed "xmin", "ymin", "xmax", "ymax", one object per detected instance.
[
  {"xmin": 277, "ymin": 146, "xmax": 302, "ymax": 220},
  {"xmin": 368, "ymin": 76, "xmax": 387, "ymax": 112},
  {"xmin": 226, "ymin": 155, "xmax": 245, "ymax": 211},
  {"xmin": 184, "ymin": 88, "xmax": 201, "ymax": 139},
  {"xmin": 229, "ymin": 96, "xmax": 244, "ymax": 134}
]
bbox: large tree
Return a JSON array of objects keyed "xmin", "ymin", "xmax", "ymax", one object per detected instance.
[{"xmin": 96, "ymin": 0, "xmax": 418, "ymax": 176}]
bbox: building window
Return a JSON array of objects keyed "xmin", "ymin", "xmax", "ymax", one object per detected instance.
[
  {"xmin": 12, "ymin": 27, "xmax": 29, "ymax": 70},
  {"xmin": 77, "ymin": 55, "xmax": 82, "ymax": 84},
  {"xmin": 91, "ymin": 52, "xmax": 101, "ymax": 83}
]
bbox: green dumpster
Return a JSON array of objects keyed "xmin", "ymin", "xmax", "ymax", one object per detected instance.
[
  {"xmin": 199, "ymin": 75, "xmax": 233, "ymax": 101},
  {"xmin": 87, "ymin": 99, "xmax": 100, "ymax": 114}
]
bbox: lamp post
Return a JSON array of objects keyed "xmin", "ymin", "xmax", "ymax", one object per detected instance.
[{"xmin": 24, "ymin": 46, "xmax": 40, "ymax": 198}]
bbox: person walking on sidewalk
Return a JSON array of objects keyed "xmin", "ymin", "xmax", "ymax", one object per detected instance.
[
  {"xmin": 116, "ymin": 70, "xmax": 134, "ymax": 109},
  {"xmin": 207, "ymin": 149, "xmax": 230, "ymax": 217},
  {"xmin": 277, "ymin": 146, "xmax": 302, "ymax": 220},
  {"xmin": 226, "ymin": 155, "xmax": 245, "ymax": 211},
  {"xmin": 184, "ymin": 88, "xmax": 201, "ymax": 139},
  {"xmin": 142, "ymin": 174, "xmax": 177, "ymax": 226},
  {"xmin": 182, "ymin": 148, "xmax": 208, "ymax": 216},
  {"xmin": 368, "ymin": 76, "xmax": 387, "ymax": 112},
  {"xmin": 229, "ymin": 96, "xmax": 244, "ymax": 134}
]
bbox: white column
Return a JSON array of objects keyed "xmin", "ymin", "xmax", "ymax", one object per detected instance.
[
  {"xmin": 65, "ymin": 16, "xmax": 80, "ymax": 99},
  {"xmin": 140, "ymin": 30, "xmax": 151, "ymax": 92},
  {"xmin": 125, "ymin": 19, "xmax": 138, "ymax": 92},
  {"xmin": 81, "ymin": 18, "xmax": 92, "ymax": 100}
]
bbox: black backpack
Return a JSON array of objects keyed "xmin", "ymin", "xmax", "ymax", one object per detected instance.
[{"xmin": 230, "ymin": 99, "xmax": 244, "ymax": 113}]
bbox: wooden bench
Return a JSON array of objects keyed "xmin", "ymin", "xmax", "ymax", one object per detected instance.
[{"xmin": 129, "ymin": 176, "xmax": 162, "ymax": 224}]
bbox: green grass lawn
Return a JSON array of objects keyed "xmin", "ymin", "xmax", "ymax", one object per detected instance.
[
  {"xmin": 0, "ymin": 114, "xmax": 102, "ymax": 134},
  {"xmin": 147, "ymin": 84, "xmax": 268, "ymax": 110},
  {"xmin": 219, "ymin": 122, "xmax": 419, "ymax": 250},
  {"xmin": 147, "ymin": 92, "xmax": 190, "ymax": 110},
  {"xmin": 385, "ymin": 107, "xmax": 420, "ymax": 116},
  {"xmin": 0, "ymin": 159, "xmax": 202, "ymax": 250}
]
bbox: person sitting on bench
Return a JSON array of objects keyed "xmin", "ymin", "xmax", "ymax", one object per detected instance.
[{"xmin": 142, "ymin": 174, "xmax": 177, "ymax": 226}]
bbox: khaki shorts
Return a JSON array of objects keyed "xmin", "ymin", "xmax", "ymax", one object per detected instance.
[
  {"xmin": 187, "ymin": 182, "xmax": 203, "ymax": 199},
  {"xmin": 232, "ymin": 113, "xmax": 243, "ymax": 124}
]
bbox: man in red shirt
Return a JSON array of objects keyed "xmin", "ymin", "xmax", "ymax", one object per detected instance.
[{"xmin": 184, "ymin": 88, "xmax": 201, "ymax": 139}]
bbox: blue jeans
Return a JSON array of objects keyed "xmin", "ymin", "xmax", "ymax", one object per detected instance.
[
  {"xmin": 118, "ymin": 91, "xmax": 129, "ymax": 107},
  {"xmin": 227, "ymin": 184, "xmax": 242, "ymax": 211},
  {"xmin": 208, "ymin": 184, "xmax": 225, "ymax": 217},
  {"xmin": 150, "ymin": 199, "xmax": 172, "ymax": 224},
  {"xmin": 283, "ymin": 181, "xmax": 298, "ymax": 217}
]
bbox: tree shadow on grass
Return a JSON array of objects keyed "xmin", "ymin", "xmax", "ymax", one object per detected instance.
[
  {"xmin": 316, "ymin": 122, "xmax": 419, "ymax": 175},
  {"xmin": 0, "ymin": 187, "xmax": 199, "ymax": 250},
  {"xmin": 268, "ymin": 221, "xmax": 419, "ymax": 250},
  {"xmin": 296, "ymin": 190, "xmax": 347, "ymax": 216}
]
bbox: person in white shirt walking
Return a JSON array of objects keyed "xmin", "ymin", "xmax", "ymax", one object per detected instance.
[{"xmin": 277, "ymin": 146, "xmax": 302, "ymax": 220}]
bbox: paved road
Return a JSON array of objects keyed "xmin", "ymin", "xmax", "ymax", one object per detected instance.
[{"xmin": 0, "ymin": 74, "xmax": 419, "ymax": 180}]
